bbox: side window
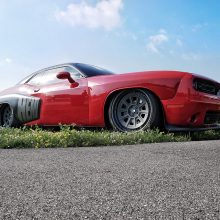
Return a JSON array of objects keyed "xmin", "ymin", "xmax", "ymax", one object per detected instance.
[
  {"xmin": 27, "ymin": 66, "xmax": 83, "ymax": 86},
  {"xmin": 27, "ymin": 71, "xmax": 45, "ymax": 86},
  {"xmin": 17, "ymin": 72, "xmax": 36, "ymax": 85},
  {"xmin": 28, "ymin": 67, "xmax": 64, "ymax": 86},
  {"xmin": 41, "ymin": 68, "xmax": 63, "ymax": 85},
  {"xmin": 64, "ymin": 66, "xmax": 83, "ymax": 79}
]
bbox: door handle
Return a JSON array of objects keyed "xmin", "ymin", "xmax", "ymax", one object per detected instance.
[{"xmin": 34, "ymin": 88, "xmax": 40, "ymax": 92}]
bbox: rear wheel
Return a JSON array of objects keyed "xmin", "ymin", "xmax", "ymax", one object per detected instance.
[
  {"xmin": 1, "ymin": 105, "xmax": 14, "ymax": 127},
  {"xmin": 108, "ymin": 89, "xmax": 161, "ymax": 132}
]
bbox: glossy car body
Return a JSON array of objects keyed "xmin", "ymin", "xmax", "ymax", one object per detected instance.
[{"xmin": 0, "ymin": 63, "xmax": 220, "ymax": 131}]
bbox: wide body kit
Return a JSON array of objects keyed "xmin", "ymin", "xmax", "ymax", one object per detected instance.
[{"xmin": 0, "ymin": 64, "xmax": 220, "ymax": 131}]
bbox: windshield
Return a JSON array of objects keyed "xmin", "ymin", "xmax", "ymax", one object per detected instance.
[{"xmin": 74, "ymin": 63, "xmax": 114, "ymax": 77}]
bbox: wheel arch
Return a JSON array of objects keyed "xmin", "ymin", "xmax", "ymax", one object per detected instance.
[
  {"xmin": 104, "ymin": 87, "xmax": 166, "ymax": 129},
  {"xmin": 0, "ymin": 102, "xmax": 10, "ymax": 111}
]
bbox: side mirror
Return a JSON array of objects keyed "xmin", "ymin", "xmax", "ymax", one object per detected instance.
[{"xmin": 57, "ymin": 72, "xmax": 75, "ymax": 84}]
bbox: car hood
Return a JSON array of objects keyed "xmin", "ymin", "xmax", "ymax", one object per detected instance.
[{"xmin": 88, "ymin": 70, "xmax": 188, "ymax": 84}]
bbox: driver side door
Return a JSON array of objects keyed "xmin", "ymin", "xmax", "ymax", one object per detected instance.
[{"xmin": 26, "ymin": 66, "xmax": 89, "ymax": 126}]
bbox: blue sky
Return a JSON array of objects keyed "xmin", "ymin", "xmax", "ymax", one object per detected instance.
[{"xmin": 0, "ymin": 0, "xmax": 220, "ymax": 90}]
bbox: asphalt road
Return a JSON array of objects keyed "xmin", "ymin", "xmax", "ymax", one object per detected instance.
[{"xmin": 0, "ymin": 141, "xmax": 220, "ymax": 220}]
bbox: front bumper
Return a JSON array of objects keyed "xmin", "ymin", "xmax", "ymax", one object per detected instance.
[{"xmin": 162, "ymin": 74, "xmax": 220, "ymax": 130}]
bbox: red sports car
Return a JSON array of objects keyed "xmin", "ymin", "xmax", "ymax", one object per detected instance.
[{"xmin": 0, "ymin": 63, "xmax": 220, "ymax": 132}]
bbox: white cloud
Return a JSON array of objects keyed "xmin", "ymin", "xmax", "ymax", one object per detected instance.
[
  {"xmin": 158, "ymin": 28, "xmax": 167, "ymax": 34},
  {"xmin": 5, "ymin": 58, "xmax": 12, "ymax": 63},
  {"xmin": 55, "ymin": 0, "xmax": 123, "ymax": 31},
  {"xmin": 182, "ymin": 53, "xmax": 200, "ymax": 61},
  {"xmin": 192, "ymin": 23, "xmax": 208, "ymax": 32},
  {"xmin": 176, "ymin": 39, "xmax": 183, "ymax": 47},
  {"xmin": 115, "ymin": 30, "xmax": 138, "ymax": 41},
  {"xmin": 146, "ymin": 31, "xmax": 169, "ymax": 53},
  {"xmin": 0, "ymin": 58, "xmax": 12, "ymax": 66}
]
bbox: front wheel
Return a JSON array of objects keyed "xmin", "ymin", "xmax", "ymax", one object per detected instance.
[{"xmin": 108, "ymin": 89, "xmax": 161, "ymax": 132}]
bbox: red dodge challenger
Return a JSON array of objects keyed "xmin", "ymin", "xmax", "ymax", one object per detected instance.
[{"xmin": 0, "ymin": 63, "xmax": 220, "ymax": 132}]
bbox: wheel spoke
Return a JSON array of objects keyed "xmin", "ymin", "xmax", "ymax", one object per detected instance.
[
  {"xmin": 125, "ymin": 117, "xmax": 131, "ymax": 127},
  {"xmin": 133, "ymin": 118, "xmax": 136, "ymax": 127},
  {"xmin": 119, "ymin": 115, "xmax": 129, "ymax": 123},
  {"xmin": 122, "ymin": 113, "xmax": 129, "ymax": 118},
  {"xmin": 131, "ymin": 95, "xmax": 137, "ymax": 105},
  {"xmin": 119, "ymin": 107, "xmax": 128, "ymax": 113},
  {"xmin": 137, "ymin": 116, "xmax": 145, "ymax": 123},
  {"xmin": 139, "ymin": 110, "xmax": 148, "ymax": 114},
  {"xmin": 136, "ymin": 93, "xmax": 141, "ymax": 105},
  {"xmin": 121, "ymin": 101, "xmax": 128, "ymax": 108},
  {"xmin": 139, "ymin": 101, "xmax": 147, "ymax": 108}
]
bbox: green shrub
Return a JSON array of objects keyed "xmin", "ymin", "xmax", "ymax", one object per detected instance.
[
  {"xmin": 191, "ymin": 130, "xmax": 220, "ymax": 141},
  {"xmin": 0, "ymin": 127, "xmax": 219, "ymax": 149},
  {"xmin": 0, "ymin": 127, "xmax": 189, "ymax": 149}
]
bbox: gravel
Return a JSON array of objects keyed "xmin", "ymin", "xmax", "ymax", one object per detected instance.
[{"xmin": 0, "ymin": 141, "xmax": 220, "ymax": 219}]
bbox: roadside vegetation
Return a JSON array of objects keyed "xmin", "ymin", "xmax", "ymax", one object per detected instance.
[
  {"xmin": 0, "ymin": 127, "xmax": 219, "ymax": 149},
  {"xmin": 191, "ymin": 129, "xmax": 220, "ymax": 141}
]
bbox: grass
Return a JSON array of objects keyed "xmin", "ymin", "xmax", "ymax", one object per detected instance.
[
  {"xmin": 191, "ymin": 129, "xmax": 220, "ymax": 141},
  {"xmin": 0, "ymin": 126, "xmax": 219, "ymax": 149}
]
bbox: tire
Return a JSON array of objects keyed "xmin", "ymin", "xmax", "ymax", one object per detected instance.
[
  {"xmin": 1, "ymin": 105, "xmax": 16, "ymax": 128},
  {"xmin": 108, "ymin": 89, "xmax": 161, "ymax": 132}
]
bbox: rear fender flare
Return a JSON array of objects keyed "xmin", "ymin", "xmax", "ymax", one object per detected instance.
[{"xmin": 0, "ymin": 94, "xmax": 41, "ymax": 125}]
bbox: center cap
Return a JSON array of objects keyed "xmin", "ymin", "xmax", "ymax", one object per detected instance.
[{"xmin": 129, "ymin": 106, "xmax": 139, "ymax": 116}]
